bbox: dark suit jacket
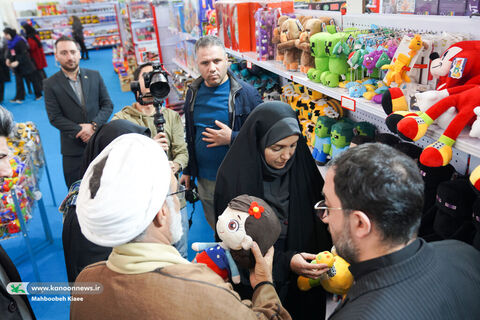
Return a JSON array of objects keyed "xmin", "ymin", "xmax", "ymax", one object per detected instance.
[
  {"xmin": 44, "ymin": 68, "xmax": 113, "ymax": 156},
  {"xmin": 329, "ymin": 239, "xmax": 480, "ymax": 320},
  {"xmin": 0, "ymin": 244, "xmax": 36, "ymax": 319}
]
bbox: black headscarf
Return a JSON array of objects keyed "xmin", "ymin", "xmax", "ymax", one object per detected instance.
[
  {"xmin": 214, "ymin": 102, "xmax": 331, "ymax": 318},
  {"xmin": 214, "ymin": 101, "xmax": 331, "ymax": 262},
  {"xmin": 80, "ymin": 119, "xmax": 150, "ymax": 176},
  {"xmin": 63, "ymin": 119, "xmax": 150, "ymax": 283}
]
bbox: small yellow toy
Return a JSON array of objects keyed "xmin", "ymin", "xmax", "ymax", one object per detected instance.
[{"xmin": 297, "ymin": 249, "xmax": 354, "ymax": 296}]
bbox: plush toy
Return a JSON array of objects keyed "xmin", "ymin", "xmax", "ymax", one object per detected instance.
[
  {"xmin": 354, "ymin": 121, "xmax": 377, "ymax": 138},
  {"xmin": 329, "ymin": 122, "xmax": 354, "ymax": 158},
  {"xmin": 297, "ymin": 249, "xmax": 353, "ymax": 296},
  {"xmin": 312, "ymin": 116, "xmax": 336, "ymax": 165},
  {"xmin": 277, "ymin": 18, "xmax": 303, "ymax": 71},
  {"xmin": 272, "ymin": 15, "xmax": 290, "ymax": 63},
  {"xmin": 192, "ymin": 195, "xmax": 281, "ymax": 283},
  {"xmin": 295, "ymin": 18, "xmax": 323, "ymax": 74},
  {"xmin": 395, "ymin": 41, "xmax": 480, "ymax": 167}
]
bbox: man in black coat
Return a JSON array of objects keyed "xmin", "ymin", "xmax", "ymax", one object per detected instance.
[
  {"xmin": 320, "ymin": 143, "xmax": 480, "ymax": 320},
  {"xmin": 44, "ymin": 36, "xmax": 113, "ymax": 188},
  {"xmin": 0, "ymin": 106, "xmax": 36, "ymax": 319}
]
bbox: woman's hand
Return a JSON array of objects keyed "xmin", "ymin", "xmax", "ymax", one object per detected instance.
[{"xmin": 290, "ymin": 253, "xmax": 330, "ymax": 279}]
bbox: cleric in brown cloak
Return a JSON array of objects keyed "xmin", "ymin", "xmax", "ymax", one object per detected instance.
[{"xmin": 214, "ymin": 101, "xmax": 332, "ymax": 320}]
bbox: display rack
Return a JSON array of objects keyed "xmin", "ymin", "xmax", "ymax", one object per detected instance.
[
  {"xmin": 14, "ymin": 1, "xmax": 121, "ymax": 54},
  {"xmin": 1, "ymin": 122, "xmax": 55, "ymax": 282},
  {"xmin": 172, "ymin": 58, "xmax": 199, "ymax": 79},
  {"xmin": 223, "ymin": 11, "xmax": 480, "ymax": 174}
]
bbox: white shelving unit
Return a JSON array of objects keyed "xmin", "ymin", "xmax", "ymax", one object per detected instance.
[
  {"xmin": 223, "ymin": 12, "xmax": 480, "ymax": 173},
  {"xmin": 172, "ymin": 59, "xmax": 199, "ymax": 78},
  {"xmin": 15, "ymin": 1, "xmax": 121, "ymax": 54}
]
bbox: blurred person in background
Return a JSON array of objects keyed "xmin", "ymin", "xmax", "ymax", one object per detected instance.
[
  {"xmin": 22, "ymin": 24, "xmax": 47, "ymax": 81},
  {"xmin": 3, "ymin": 27, "xmax": 42, "ymax": 103},
  {"xmin": 71, "ymin": 16, "xmax": 88, "ymax": 60}
]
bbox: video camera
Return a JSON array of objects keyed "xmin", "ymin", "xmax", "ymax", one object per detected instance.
[{"xmin": 131, "ymin": 63, "xmax": 170, "ymax": 133}]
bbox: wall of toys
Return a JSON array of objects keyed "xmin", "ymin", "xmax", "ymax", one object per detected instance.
[
  {"xmin": 209, "ymin": 1, "xmax": 480, "ymax": 249},
  {"xmin": 13, "ymin": 1, "xmax": 121, "ymax": 54}
]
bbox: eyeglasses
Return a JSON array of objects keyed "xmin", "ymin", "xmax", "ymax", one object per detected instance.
[
  {"xmin": 314, "ymin": 200, "xmax": 348, "ymax": 220},
  {"xmin": 167, "ymin": 184, "xmax": 186, "ymax": 201}
]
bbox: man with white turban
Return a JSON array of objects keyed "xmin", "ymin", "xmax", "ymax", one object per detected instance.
[{"xmin": 70, "ymin": 133, "xmax": 291, "ymax": 320}]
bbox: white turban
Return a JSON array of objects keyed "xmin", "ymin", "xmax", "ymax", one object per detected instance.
[{"xmin": 77, "ymin": 133, "xmax": 171, "ymax": 247}]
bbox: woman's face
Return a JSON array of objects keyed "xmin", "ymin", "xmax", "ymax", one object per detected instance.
[
  {"xmin": 264, "ymin": 135, "xmax": 299, "ymax": 169},
  {"xmin": 4, "ymin": 33, "xmax": 11, "ymax": 41}
]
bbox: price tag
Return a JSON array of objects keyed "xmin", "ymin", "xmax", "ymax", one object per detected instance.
[
  {"xmin": 341, "ymin": 96, "xmax": 356, "ymax": 112},
  {"xmin": 246, "ymin": 61, "xmax": 252, "ymax": 69}
]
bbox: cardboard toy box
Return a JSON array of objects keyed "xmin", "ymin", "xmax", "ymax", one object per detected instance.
[
  {"xmin": 466, "ymin": 0, "xmax": 480, "ymax": 15},
  {"xmin": 396, "ymin": 0, "xmax": 416, "ymax": 13},
  {"xmin": 308, "ymin": 1, "xmax": 346, "ymax": 11},
  {"xmin": 415, "ymin": 0, "xmax": 439, "ymax": 15},
  {"xmin": 438, "ymin": 0, "xmax": 467, "ymax": 15}
]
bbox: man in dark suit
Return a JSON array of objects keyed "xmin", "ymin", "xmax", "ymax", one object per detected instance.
[
  {"xmin": 44, "ymin": 36, "xmax": 113, "ymax": 188},
  {"xmin": 319, "ymin": 143, "xmax": 480, "ymax": 320},
  {"xmin": 0, "ymin": 106, "xmax": 36, "ymax": 319}
]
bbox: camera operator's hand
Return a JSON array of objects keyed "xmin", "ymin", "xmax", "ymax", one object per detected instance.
[
  {"xmin": 179, "ymin": 174, "xmax": 190, "ymax": 189},
  {"xmin": 153, "ymin": 132, "xmax": 169, "ymax": 152},
  {"xmin": 202, "ymin": 120, "xmax": 232, "ymax": 147},
  {"xmin": 170, "ymin": 161, "xmax": 180, "ymax": 174},
  {"xmin": 290, "ymin": 253, "xmax": 329, "ymax": 279},
  {"xmin": 249, "ymin": 242, "xmax": 274, "ymax": 289}
]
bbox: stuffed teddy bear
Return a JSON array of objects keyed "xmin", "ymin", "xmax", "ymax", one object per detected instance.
[
  {"xmin": 277, "ymin": 18, "xmax": 304, "ymax": 71},
  {"xmin": 272, "ymin": 15, "xmax": 290, "ymax": 62},
  {"xmin": 394, "ymin": 41, "xmax": 480, "ymax": 167},
  {"xmin": 295, "ymin": 18, "xmax": 330, "ymax": 74},
  {"xmin": 297, "ymin": 248, "xmax": 353, "ymax": 296},
  {"xmin": 192, "ymin": 194, "xmax": 281, "ymax": 283}
]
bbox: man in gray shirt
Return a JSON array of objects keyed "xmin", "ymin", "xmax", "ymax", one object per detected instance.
[{"xmin": 44, "ymin": 36, "xmax": 113, "ymax": 188}]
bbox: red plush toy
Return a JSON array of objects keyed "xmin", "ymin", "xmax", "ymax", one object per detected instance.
[{"xmin": 395, "ymin": 41, "xmax": 480, "ymax": 167}]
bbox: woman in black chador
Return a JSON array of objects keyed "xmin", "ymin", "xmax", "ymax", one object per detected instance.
[{"xmin": 214, "ymin": 101, "xmax": 332, "ymax": 319}]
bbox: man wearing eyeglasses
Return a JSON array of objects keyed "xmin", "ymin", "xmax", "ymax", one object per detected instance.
[
  {"xmin": 319, "ymin": 143, "xmax": 480, "ymax": 320},
  {"xmin": 71, "ymin": 134, "xmax": 290, "ymax": 320},
  {"xmin": 44, "ymin": 36, "xmax": 113, "ymax": 188}
]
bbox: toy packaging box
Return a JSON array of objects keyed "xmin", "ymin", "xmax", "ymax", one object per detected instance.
[
  {"xmin": 438, "ymin": 0, "xmax": 467, "ymax": 15},
  {"xmin": 254, "ymin": 7, "xmax": 281, "ymax": 61},
  {"xmin": 466, "ymin": 0, "xmax": 480, "ymax": 15},
  {"xmin": 415, "ymin": 0, "xmax": 439, "ymax": 14},
  {"xmin": 308, "ymin": 1, "xmax": 346, "ymax": 11},
  {"xmin": 382, "ymin": 0, "xmax": 398, "ymax": 13},
  {"xmin": 199, "ymin": 0, "xmax": 217, "ymax": 36},
  {"xmin": 183, "ymin": 0, "xmax": 201, "ymax": 37},
  {"xmin": 229, "ymin": 1, "xmax": 252, "ymax": 52},
  {"xmin": 396, "ymin": 0, "xmax": 416, "ymax": 13}
]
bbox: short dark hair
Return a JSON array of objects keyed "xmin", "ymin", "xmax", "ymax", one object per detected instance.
[
  {"xmin": 3, "ymin": 28, "xmax": 16, "ymax": 38},
  {"xmin": 330, "ymin": 143, "xmax": 424, "ymax": 245},
  {"xmin": 55, "ymin": 36, "xmax": 79, "ymax": 49},
  {"xmin": 0, "ymin": 106, "xmax": 13, "ymax": 138},
  {"xmin": 133, "ymin": 62, "xmax": 153, "ymax": 81},
  {"xmin": 194, "ymin": 35, "xmax": 226, "ymax": 54}
]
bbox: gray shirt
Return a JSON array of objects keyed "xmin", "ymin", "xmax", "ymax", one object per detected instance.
[{"xmin": 63, "ymin": 70, "xmax": 85, "ymax": 106}]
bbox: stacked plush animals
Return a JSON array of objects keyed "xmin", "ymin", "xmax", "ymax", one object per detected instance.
[
  {"xmin": 277, "ymin": 18, "xmax": 305, "ymax": 71},
  {"xmin": 387, "ymin": 41, "xmax": 480, "ymax": 167}
]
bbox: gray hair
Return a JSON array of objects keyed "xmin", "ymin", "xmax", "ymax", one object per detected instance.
[
  {"xmin": 194, "ymin": 36, "xmax": 226, "ymax": 54},
  {"xmin": 0, "ymin": 106, "xmax": 13, "ymax": 137}
]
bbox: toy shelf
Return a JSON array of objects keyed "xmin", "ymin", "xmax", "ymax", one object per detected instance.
[
  {"xmin": 225, "ymin": 48, "xmax": 480, "ymax": 159},
  {"xmin": 84, "ymin": 32, "xmax": 119, "ymax": 38},
  {"xmin": 172, "ymin": 58, "xmax": 200, "ymax": 79}
]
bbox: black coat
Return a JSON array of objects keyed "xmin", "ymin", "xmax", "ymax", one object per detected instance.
[
  {"xmin": 5, "ymin": 38, "xmax": 35, "ymax": 76},
  {"xmin": 214, "ymin": 102, "xmax": 332, "ymax": 319},
  {"xmin": 0, "ymin": 244, "xmax": 36, "ymax": 319},
  {"xmin": 329, "ymin": 239, "xmax": 480, "ymax": 320},
  {"xmin": 44, "ymin": 68, "xmax": 113, "ymax": 156}
]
